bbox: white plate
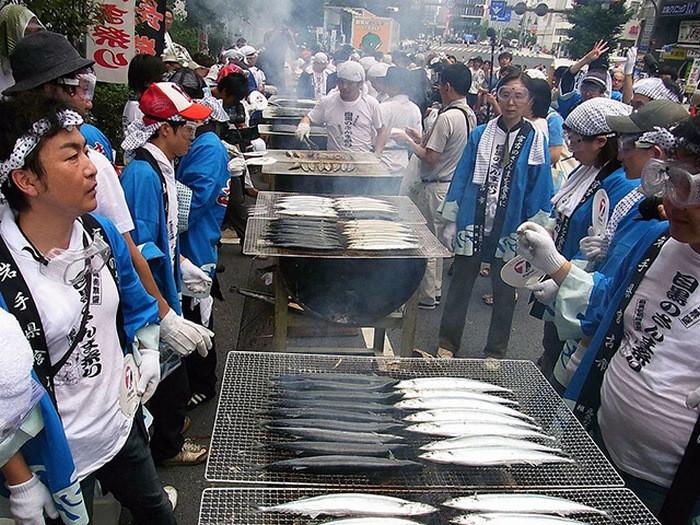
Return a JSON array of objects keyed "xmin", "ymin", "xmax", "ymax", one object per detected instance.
[
  {"xmin": 500, "ymin": 255, "xmax": 546, "ymax": 288},
  {"xmin": 246, "ymin": 157, "xmax": 277, "ymax": 166},
  {"xmin": 591, "ymin": 189, "xmax": 610, "ymax": 236}
]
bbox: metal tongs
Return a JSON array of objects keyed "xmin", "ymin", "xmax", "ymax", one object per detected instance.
[{"xmin": 301, "ymin": 135, "xmax": 319, "ymax": 150}]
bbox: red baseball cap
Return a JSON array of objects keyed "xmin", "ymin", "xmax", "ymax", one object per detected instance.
[
  {"xmin": 216, "ymin": 64, "xmax": 245, "ymax": 83},
  {"xmin": 140, "ymin": 82, "xmax": 212, "ymax": 125}
]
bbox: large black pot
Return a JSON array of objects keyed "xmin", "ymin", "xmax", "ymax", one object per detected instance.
[{"xmin": 279, "ymin": 257, "xmax": 427, "ymax": 325}]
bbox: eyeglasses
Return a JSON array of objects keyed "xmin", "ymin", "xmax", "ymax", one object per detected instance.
[
  {"xmin": 57, "ymin": 73, "xmax": 97, "ymax": 102},
  {"xmin": 496, "ymin": 86, "xmax": 530, "ymax": 102}
]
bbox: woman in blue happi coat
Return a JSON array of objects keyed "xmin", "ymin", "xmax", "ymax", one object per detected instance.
[{"xmin": 438, "ymin": 69, "xmax": 553, "ymax": 358}]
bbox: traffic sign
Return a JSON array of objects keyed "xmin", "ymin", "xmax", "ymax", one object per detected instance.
[
  {"xmin": 490, "ymin": 0, "xmax": 512, "ymax": 21},
  {"xmin": 513, "ymin": 1, "xmax": 528, "ymax": 15},
  {"xmin": 534, "ymin": 2, "xmax": 549, "ymax": 15}
]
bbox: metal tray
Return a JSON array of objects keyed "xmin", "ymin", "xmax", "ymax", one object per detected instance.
[
  {"xmin": 198, "ymin": 487, "xmax": 657, "ymax": 525},
  {"xmin": 206, "ymin": 352, "xmax": 623, "ymax": 489}
]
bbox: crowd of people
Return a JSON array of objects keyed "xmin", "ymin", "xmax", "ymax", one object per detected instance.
[{"xmin": 0, "ymin": 2, "xmax": 698, "ymax": 524}]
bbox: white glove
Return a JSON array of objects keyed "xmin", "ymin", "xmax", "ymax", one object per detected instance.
[
  {"xmin": 686, "ymin": 386, "xmax": 700, "ymax": 409},
  {"xmin": 136, "ymin": 348, "xmax": 161, "ymax": 403},
  {"xmin": 624, "ymin": 47, "xmax": 637, "ymax": 76},
  {"xmin": 160, "ymin": 309, "xmax": 214, "ymax": 357},
  {"xmin": 579, "ymin": 226, "xmax": 608, "ymax": 262},
  {"xmin": 227, "ymin": 156, "xmax": 246, "ymax": 177},
  {"xmin": 516, "ymin": 222, "xmax": 567, "ymax": 275},
  {"xmin": 8, "ymin": 474, "xmax": 58, "ymax": 525},
  {"xmin": 441, "ymin": 222, "xmax": 457, "ymax": 249},
  {"xmin": 527, "ymin": 279, "xmax": 559, "ymax": 305},
  {"xmin": 180, "ymin": 258, "xmax": 212, "ymax": 297},
  {"xmin": 295, "ymin": 121, "xmax": 311, "ymax": 141}
]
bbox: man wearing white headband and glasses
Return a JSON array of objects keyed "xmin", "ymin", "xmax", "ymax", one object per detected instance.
[
  {"xmin": 296, "ymin": 60, "xmax": 388, "ymax": 154},
  {"xmin": 121, "ymin": 82, "xmax": 215, "ymax": 467},
  {"xmin": 0, "ymin": 95, "xmax": 176, "ymax": 524},
  {"xmin": 515, "ymin": 116, "xmax": 700, "ymax": 524}
]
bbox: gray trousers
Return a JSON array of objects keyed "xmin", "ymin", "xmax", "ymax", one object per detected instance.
[{"xmin": 439, "ymin": 255, "xmax": 517, "ymax": 358}]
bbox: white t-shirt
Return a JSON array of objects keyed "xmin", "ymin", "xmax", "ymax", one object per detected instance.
[
  {"xmin": 143, "ymin": 143, "xmax": 179, "ymax": 267},
  {"xmin": 469, "ymin": 67, "xmax": 486, "ymax": 95},
  {"xmin": 599, "ymin": 238, "xmax": 700, "ymax": 487},
  {"xmin": 308, "ymin": 91, "xmax": 384, "ymax": 152},
  {"xmin": 0, "ymin": 209, "xmax": 132, "ymax": 480},
  {"xmin": 89, "ymin": 149, "xmax": 135, "ymax": 235},
  {"xmin": 379, "ymin": 94, "xmax": 422, "ymax": 174},
  {"xmin": 249, "ymin": 66, "xmax": 266, "ymax": 91}
]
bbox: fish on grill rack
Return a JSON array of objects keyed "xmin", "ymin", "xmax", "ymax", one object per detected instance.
[
  {"xmin": 267, "ymin": 440, "xmax": 410, "ymax": 457},
  {"xmin": 399, "ymin": 389, "xmax": 518, "ymax": 405},
  {"xmin": 421, "ymin": 435, "xmax": 564, "ymax": 454},
  {"xmin": 264, "ymin": 418, "xmax": 403, "ymax": 433},
  {"xmin": 259, "ymin": 492, "xmax": 437, "ymax": 517},
  {"xmin": 269, "ymin": 426, "xmax": 403, "ymax": 443},
  {"xmin": 263, "ymin": 407, "xmax": 401, "ymax": 423},
  {"xmin": 420, "ymin": 448, "xmax": 576, "ymax": 467},
  {"xmin": 443, "ymin": 493, "xmax": 608, "ymax": 516},
  {"xmin": 406, "ymin": 422, "xmax": 556, "ymax": 441},
  {"xmin": 262, "ymin": 217, "xmax": 343, "ymax": 250},
  {"xmin": 451, "ymin": 513, "xmax": 591, "ymax": 525},
  {"xmin": 395, "ymin": 377, "xmax": 512, "ymax": 393},
  {"xmin": 273, "ymin": 388, "xmax": 404, "ymax": 403},
  {"xmin": 267, "ymin": 455, "xmax": 422, "ymax": 473},
  {"xmin": 402, "ymin": 411, "xmax": 540, "ymax": 430},
  {"xmin": 395, "ymin": 402, "xmax": 534, "ymax": 422},
  {"xmin": 321, "ymin": 519, "xmax": 425, "ymax": 525}
]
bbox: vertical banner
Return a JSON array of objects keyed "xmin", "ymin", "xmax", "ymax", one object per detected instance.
[
  {"xmin": 87, "ymin": 0, "xmax": 136, "ymax": 84},
  {"xmin": 135, "ymin": 0, "xmax": 166, "ymax": 56}
]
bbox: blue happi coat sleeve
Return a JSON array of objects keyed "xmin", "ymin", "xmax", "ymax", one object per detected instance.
[
  {"xmin": 524, "ymin": 148, "xmax": 554, "ymax": 223},
  {"xmin": 439, "ymin": 125, "xmax": 485, "ymax": 223}
]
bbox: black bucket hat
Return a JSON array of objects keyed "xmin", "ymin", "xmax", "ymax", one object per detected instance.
[{"xmin": 3, "ymin": 31, "xmax": 94, "ymax": 95}]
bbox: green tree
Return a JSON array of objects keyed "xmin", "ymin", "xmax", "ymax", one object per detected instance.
[
  {"xmin": 565, "ymin": 0, "xmax": 631, "ymax": 58},
  {"xmin": 24, "ymin": 0, "xmax": 102, "ymax": 47}
]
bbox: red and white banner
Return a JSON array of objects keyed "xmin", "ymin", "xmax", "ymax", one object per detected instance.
[{"xmin": 87, "ymin": 0, "xmax": 136, "ymax": 84}]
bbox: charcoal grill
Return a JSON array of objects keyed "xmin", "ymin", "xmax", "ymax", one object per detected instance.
[
  {"xmin": 205, "ymin": 351, "xmax": 624, "ymax": 489},
  {"xmin": 268, "ymin": 97, "xmax": 317, "ymax": 109},
  {"xmin": 198, "ymin": 487, "xmax": 659, "ymax": 525},
  {"xmin": 258, "ymin": 124, "xmax": 328, "ymax": 150},
  {"xmin": 266, "ymin": 150, "xmax": 381, "ymax": 165}
]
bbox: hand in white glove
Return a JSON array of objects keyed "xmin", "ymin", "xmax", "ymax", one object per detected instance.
[
  {"xmin": 160, "ymin": 309, "xmax": 214, "ymax": 357},
  {"xmin": 180, "ymin": 258, "xmax": 212, "ymax": 297},
  {"xmin": 527, "ymin": 279, "xmax": 560, "ymax": 305},
  {"xmin": 227, "ymin": 156, "xmax": 246, "ymax": 177},
  {"xmin": 441, "ymin": 222, "xmax": 457, "ymax": 249},
  {"xmin": 579, "ymin": 226, "xmax": 608, "ymax": 262},
  {"xmin": 295, "ymin": 121, "xmax": 311, "ymax": 142},
  {"xmin": 516, "ymin": 222, "xmax": 567, "ymax": 275},
  {"xmin": 8, "ymin": 474, "xmax": 58, "ymax": 525},
  {"xmin": 686, "ymin": 386, "xmax": 700, "ymax": 409},
  {"xmin": 624, "ymin": 47, "xmax": 637, "ymax": 76},
  {"xmin": 136, "ymin": 348, "xmax": 161, "ymax": 403}
]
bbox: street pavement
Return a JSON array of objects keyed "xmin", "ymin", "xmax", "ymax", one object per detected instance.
[
  {"xmin": 431, "ymin": 43, "xmax": 555, "ymax": 70},
  {"xmin": 120, "ymin": 243, "xmax": 545, "ymax": 524}
]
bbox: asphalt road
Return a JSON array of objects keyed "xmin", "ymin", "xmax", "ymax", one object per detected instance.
[
  {"xmin": 430, "ymin": 43, "xmax": 556, "ymax": 70},
  {"xmin": 118, "ymin": 243, "xmax": 545, "ymax": 524}
]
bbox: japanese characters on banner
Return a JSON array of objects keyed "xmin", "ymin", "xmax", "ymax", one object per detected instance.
[
  {"xmin": 135, "ymin": 0, "xmax": 167, "ymax": 56},
  {"xmin": 87, "ymin": 0, "xmax": 136, "ymax": 84}
]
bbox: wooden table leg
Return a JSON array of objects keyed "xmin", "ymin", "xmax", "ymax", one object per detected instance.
[
  {"xmin": 399, "ymin": 291, "xmax": 419, "ymax": 357},
  {"xmin": 373, "ymin": 328, "xmax": 386, "ymax": 354},
  {"xmin": 273, "ymin": 265, "xmax": 288, "ymax": 351}
]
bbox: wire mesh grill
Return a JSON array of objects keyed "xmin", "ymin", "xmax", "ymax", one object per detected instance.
[
  {"xmin": 206, "ymin": 352, "xmax": 623, "ymax": 488},
  {"xmin": 253, "ymin": 192, "xmax": 426, "ymax": 223},
  {"xmin": 198, "ymin": 487, "xmax": 659, "ymax": 525},
  {"xmin": 263, "ymin": 160, "xmax": 393, "ymax": 177},
  {"xmin": 265, "ymin": 150, "xmax": 382, "ymax": 165},
  {"xmin": 243, "ymin": 218, "xmax": 450, "ymax": 258}
]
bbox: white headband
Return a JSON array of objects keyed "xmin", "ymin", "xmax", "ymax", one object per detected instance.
[{"xmin": 0, "ymin": 110, "xmax": 84, "ymax": 189}]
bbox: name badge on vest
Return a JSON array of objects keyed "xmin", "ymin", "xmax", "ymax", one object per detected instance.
[{"xmin": 120, "ymin": 354, "xmax": 140, "ymax": 419}]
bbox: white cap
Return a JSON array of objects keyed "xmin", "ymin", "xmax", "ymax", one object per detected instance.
[
  {"xmin": 239, "ymin": 45, "xmax": 257, "ymax": 57},
  {"xmin": 359, "ymin": 56, "xmax": 377, "ymax": 71},
  {"xmin": 337, "ymin": 60, "xmax": 366, "ymax": 82},
  {"xmin": 525, "ymin": 68, "xmax": 547, "ymax": 80},
  {"xmin": 367, "ymin": 62, "xmax": 391, "ymax": 78},
  {"xmin": 222, "ymin": 48, "xmax": 245, "ymax": 63},
  {"xmin": 312, "ymin": 52, "xmax": 329, "ymax": 65}
]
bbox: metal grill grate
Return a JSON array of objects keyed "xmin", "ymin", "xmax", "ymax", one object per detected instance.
[
  {"xmin": 243, "ymin": 218, "xmax": 450, "ymax": 258},
  {"xmin": 198, "ymin": 487, "xmax": 659, "ymax": 525},
  {"xmin": 252, "ymin": 192, "xmax": 426, "ymax": 223},
  {"xmin": 265, "ymin": 150, "xmax": 382, "ymax": 165},
  {"xmin": 206, "ymin": 352, "xmax": 623, "ymax": 488}
]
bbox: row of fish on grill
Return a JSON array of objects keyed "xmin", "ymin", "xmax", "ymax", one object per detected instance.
[
  {"xmin": 261, "ymin": 372, "xmax": 575, "ymax": 473},
  {"xmin": 259, "ymin": 196, "xmax": 419, "ymax": 251},
  {"xmin": 259, "ymin": 492, "xmax": 611, "ymax": 524}
]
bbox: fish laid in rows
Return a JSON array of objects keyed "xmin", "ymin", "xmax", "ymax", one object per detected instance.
[
  {"xmin": 272, "ymin": 378, "xmax": 397, "ymax": 392},
  {"xmin": 259, "ymin": 493, "xmax": 436, "ymax": 517},
  {"xmin": 264, "ymin": 407, "xmax": 401, "ymax": 424},
  {"xmin": 269, "ymin": 426, "xmax": 404, "ymax": 443},
  {"xmin": 451, "ymin": 513, "xmax": 590, "ymax": 525},
  {"xmin": 443, "ymin": 493, "xmax": 608, "ymax": 516},
  {"xmin": 321, "ymin": 519, "xmax": 424, "ymax": 525},
  {"xmin": 267, "ymin": 455, "xmax": 421, "ymax": 473},
  {"xmin": 399, "ymin": 389, "xmax": 518, "ymax": 406},
  {"xmin": 406, "ymin": 422, "xmax": 555, "ymax": 441},
  {"xmin": 346, "ymin": 241, "xmax": 419, "ymax": 251},
  {"xmin": 421, "ymin": 435, "xmax": 563, "ymax": 454},
  {"xmin": 403, "ymin": 411, "xmax": 540, "ymax": 430},
  {"xmin": 420, "ymin": 447, "xmax": 576, "ymax": 467},
  {"xmin": 265, "ymin": 418, "xmax": 402, "ymax": 433},
  {"xmin": 396, "ymin": 401, "xmax": 534, "ymax": 422},
  {"xmin": 395, "ymin": 400, "xmax": 534, "ymax": 421},
  {"xmin": 270, "ymin": 398, "xmax": 395, "ymax": 412},
  {"xmin": 274, "ymin": 372, "xmax": 397, "ymax": 386},
  {"xmin": 396, "ymin": 378, "xmax": 512, "ymax": 393},
  {"xmin": 267, "ymin": 440, "xmax": 409, "ymax": 457},
  {"xmin": 272, "ymin": 388, "xmax": 402, "ymax": 403}
]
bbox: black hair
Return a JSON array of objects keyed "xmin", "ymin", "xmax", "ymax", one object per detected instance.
[
  {"xmin": 385, "ymin": 66, "xmax": 410, "ymax": 94},
  {"xmin": 497, "ymin": 65, "xmax": 519, "ymax": 82},
  {"xmin": 498, "ymin": 51, "xmax": 513, "ymax": 62},
  {"xmin": 446, "ymin": 54, "xmax": 457, "ymax": 63},
  {"xmin": 128, "ymin": 54, "xmax": 166, "ymax": 95},
  {"xmin": 373, "ymin": 50, "xmax": 384, "ymax": 62},
  {"xmin": 659, "ymin": 65, "xmax": 678, "ymax": 82},
  {"xmin": 169, "ymin": 68, "xmax": 206, "ymax": 99},
  {"xmin": 672, "ymin": 114, "xmax": 700, "ymax": 152},
  {"xmin": 217, "ymin": 72, "xmax": 249, "ymax": 102},
  {"xmin": 192, "ymin": 53, "xmax": 216, "ymax": 68},
  {"xmin": 553, "ymin": 66, "xmax": 568, "ymax": 82},
  {"xmin": 333, "ymin": 46, "xmax": 352, "ymax": 64},
  {"xmin": 496, "ymin": 68, "xmax": 535, "ymax": 94},
  {"xmin": 528, "ymin": 77, "xmax": 551, "ymax": 118},
  {"xmin": 439, "ymin": 63, "xmax": 471, "ymax": 96},
  {"xmin": 0, "ymin": 94, "xmax": 71, "ymax": 212},
  {"xmin": 472, "ymin": 56, "xmax": 483, "ymax": 65}
]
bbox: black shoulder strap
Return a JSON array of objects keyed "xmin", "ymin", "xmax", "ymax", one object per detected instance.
[
  {"xmin": 445, "ymin": 106, "xmax": 472, "ymax": 137},
  {"xmin": 133, "ymin": 147, "xmax": 169, "ymax": 214}
]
